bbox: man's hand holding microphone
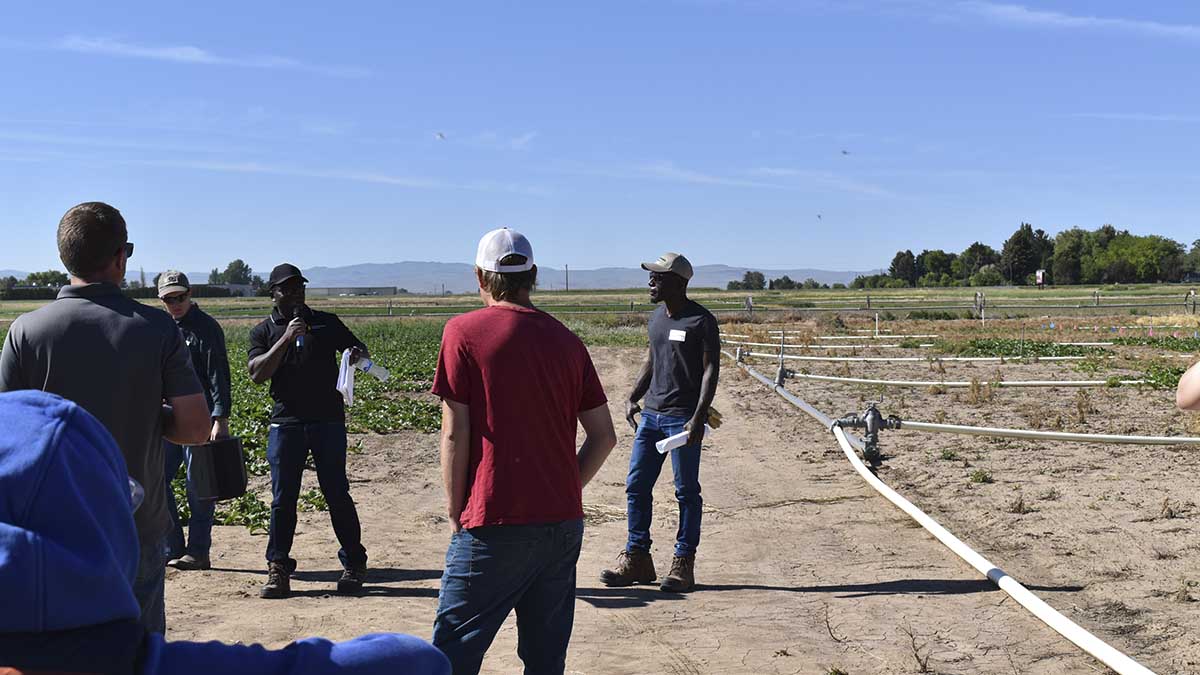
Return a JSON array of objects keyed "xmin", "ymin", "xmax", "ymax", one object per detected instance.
[{"xmin": 284, "ymin": 307, "xmax": 308, "ymax": 353}]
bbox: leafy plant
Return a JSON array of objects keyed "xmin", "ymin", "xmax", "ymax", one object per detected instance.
[
  {"xmin": 213, "ymin": 492, "xmax": 271, "ymax": 534},
  {"xmin": 299, "ymin": 487, "xmax": 329, "ymax": 512},
  {"xmin": 1141, "ymin": 362, "xmax": 1187, "ymax": 390},
  {"xmin": 970, "ymin": 469, "xmax": 994, "ymax": 484},
  {"xmin": 934, "ymin": 338, "xmax": 1102, "ymax": 358},
  {"xmin": 1113, "ymin": 336, "xmax": 1200, "ymax": 353}
]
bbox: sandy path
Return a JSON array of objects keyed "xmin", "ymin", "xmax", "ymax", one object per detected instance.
[{"xmin": 165, "ymin": 344, "xmax": 1193, "ymax": 673}]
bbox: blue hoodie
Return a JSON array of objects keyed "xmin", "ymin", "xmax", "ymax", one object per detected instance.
[{"xmin": 0, "ymin": 390, "xmax": 449, "ymax": 675}]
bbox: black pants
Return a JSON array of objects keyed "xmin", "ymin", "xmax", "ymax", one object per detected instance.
[{"xmin": 265, "ymin": 421, "xmax": 367, "ymax": 569}]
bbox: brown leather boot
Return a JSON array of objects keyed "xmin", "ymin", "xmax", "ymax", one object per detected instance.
[
  {"xmin": 260, "ymin": 561, "xmax": 291, "ymax": 599},
  {"xmin": 600, "ymin": 549, "xmax": 656, "ymax": 586},
  {"xmin": 660, "ymin": 555, "xmax": 695, "ymax": 593}
]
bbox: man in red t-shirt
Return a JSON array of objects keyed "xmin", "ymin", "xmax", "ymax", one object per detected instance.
[{"xmin": 430, "ymin": 228, "xmax": 617, "ymax": 675}]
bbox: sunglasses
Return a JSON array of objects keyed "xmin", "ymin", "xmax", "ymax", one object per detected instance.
[
  {"xmin": 116, "ymin": 242, "xmax": 134, "ymax": 259},
  {"xmin": 161, "ymin": 293, "xmax": 189, "ymax": 305}
]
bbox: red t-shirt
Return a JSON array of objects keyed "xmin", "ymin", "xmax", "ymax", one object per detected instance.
[{"xmin": 431, "ymin": 305, "xmax": 608, "ymax": 528}]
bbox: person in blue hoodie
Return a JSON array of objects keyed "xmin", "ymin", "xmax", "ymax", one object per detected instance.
[{"xmin": 0, "ymin": 389, "xmax": 450, "ymax": 675}]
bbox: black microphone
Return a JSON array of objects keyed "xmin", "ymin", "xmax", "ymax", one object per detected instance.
[{"xmin": 293, "ymin": 306, "xmax": 306, "ymax": 353}]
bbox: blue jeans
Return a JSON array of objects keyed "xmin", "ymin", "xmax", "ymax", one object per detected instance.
[
  {"xmin": 133, "ymin": 536, "xmax": 166, "ymax": 634},
  {"xmin": 164, "ymin": 441, "xmax": 217, "ymax": 559},
  {"xmin": 433, "ymin": 519, "xmax": 584, "ymax": 675},
  {"xmin": 265, "ymin": 422, "xmax": 367, "ymax": 569},
  {"xmin": 626, "ymin": 410, "xmax": 702, "ymax": 557}
]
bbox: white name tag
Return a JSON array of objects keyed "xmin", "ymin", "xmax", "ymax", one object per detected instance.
[{"xmin": 669, "ymin": 329, "xmax": 687, "ymax": 342}]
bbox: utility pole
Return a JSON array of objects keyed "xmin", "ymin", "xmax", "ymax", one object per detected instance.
[{"xmin": 565, "ymin": 264, "xmax": 569, "ymax": 292}]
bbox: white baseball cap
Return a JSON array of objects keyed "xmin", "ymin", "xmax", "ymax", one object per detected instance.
[{"xmin": 475, "ymin": 227, "xmax": 534, "ymax": 273}]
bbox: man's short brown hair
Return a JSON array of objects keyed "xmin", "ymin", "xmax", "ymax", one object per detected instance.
[
  {"xmin": 57, "ymin": 202, "xmax": 128, "ymax": 278},
  {"xmin": 480, "ymin": 255, "xmax": 537, "ymax": 302}
]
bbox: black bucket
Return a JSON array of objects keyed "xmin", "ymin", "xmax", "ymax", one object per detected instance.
[{"xmin": 189, "ymin": 437, "xmax": 248, "ymax": 501}]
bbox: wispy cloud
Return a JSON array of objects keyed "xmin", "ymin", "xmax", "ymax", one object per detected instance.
[
  {"xmin": 958, "ymin": 2, "xmax": 1200, "ymax": 40},
  {"xmin": 0, "ymin": 130, "xmax": 245, "ymax": 155},
  {"xmin": 0, "ymin": 36, "xmax": 368, "ymax": 77},
  {"xmin": 509, "ymin": 132, "xmax": 538, "ymax": 150},
  {"xmin": 119, "ymin": 158, "xmax": 548, "ymax": 195},
  {"xmin": 747, "ymin": 167, "xmax": 897, "ymax": 197},
  {"xmin": 456, "ymin": 130, "xmax": 540, "ymax": 151},
  {"xmin": 636, "ymin": 161, "xmax": 783, "ymax": 188},
  {"xmin": 1069, "ymin": 112, "xmax": 1200, "ymax": 123}
]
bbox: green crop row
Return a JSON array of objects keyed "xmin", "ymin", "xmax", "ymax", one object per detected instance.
[
  {"xmin": 932, "ymin": 338, "xmax": 1103, "ymax": 358},
  {"xmin": 1112, "ymin": 336, "xmax": 1200, "ymax": 353}
]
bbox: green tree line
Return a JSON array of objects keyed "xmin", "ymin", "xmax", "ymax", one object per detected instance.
[{"xmin": 852, "ymin": 223, "xmax": 1195, "ymax": 288}]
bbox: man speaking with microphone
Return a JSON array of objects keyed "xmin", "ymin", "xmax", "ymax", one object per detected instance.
[{"xmin": 248, "ymin": 263, "xmax": 371, "ymax": 599}]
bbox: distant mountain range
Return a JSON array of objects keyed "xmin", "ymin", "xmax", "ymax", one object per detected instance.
[
  {"xmin": 4, "ymin": 264, "xmax": 880, "ymax": 294},
  {"xmin": 293, "ymin": 262, "xmax": 880, "ymax": 293}
]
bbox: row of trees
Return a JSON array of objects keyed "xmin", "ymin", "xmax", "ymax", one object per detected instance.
[
  {"xmin": 208, "ymin": 259, "xmax": 264, "ymax": 288},
  {"xmin": 854, "ymin": 223, "xmax": 1196, "ymax": 288},
  {"xmin": 2, "ymin": 259, "xmax": 265, "ymax": 292},
  {"xmin": 2, "ymin": 271, "xmax": 69, "ymax": 290},
  {"xmin": 726, "ymin": 271, "xmax": 845, "ymax": 291}
]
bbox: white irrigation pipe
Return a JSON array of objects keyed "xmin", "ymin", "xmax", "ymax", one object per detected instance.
[
  {"xmin": 722, "ymin": 340, "xmax": 932, "ymax": 350},
  {"xmin": 829, "ymin": 427, "xmax": 1155, "ymax": 675},
  {"xmin": 727, "ymin": 353, "xmax": 1155, "ymax": 674},
  {"xmin": 785, "ymin": 372, "xmax": 1145, "ymax": 389},
  {"xmin": 766, "ymin": 330, "xmax": 938, "ymax": 339},
  {"xmin": 740, "ymin": 350, "xmax": 1093, "ymax": 363},
  {"xmin": 814, "ymin": 334, "xmax": 939, "ymax": 340},
  {"xmin": 898, "ymin": 420, "xmax": 1200, "ymax": 446}
]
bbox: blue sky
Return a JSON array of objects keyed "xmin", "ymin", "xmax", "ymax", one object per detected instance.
[{"xmin": 2, "ymin": 1, "xmax": 1199, "ymax": 276}]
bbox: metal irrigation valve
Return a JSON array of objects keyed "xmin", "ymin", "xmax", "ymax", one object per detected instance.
[{"xmin": 833, "ymin": 400, "xmax": 902, "ymax": 461}]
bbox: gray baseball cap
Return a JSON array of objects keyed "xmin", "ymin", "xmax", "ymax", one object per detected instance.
[
  {"xmin": 156, "ymin": 270, "xmax": 190, "ymax": 298},
  {"xmin": 640, "ymin": 252, "xmax": 693, "ymax": 281}
]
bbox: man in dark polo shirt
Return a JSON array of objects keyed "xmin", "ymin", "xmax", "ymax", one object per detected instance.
[
  {"xmin": 158, "ymin": 270, "xmax": 233, "ymax": 571},
  {"xmin": 431, "ymin": 228, "xmax": 616, "ymax": 674},
  {"xmin": 248, "ymin": 263, "xmax": 371, "ymax": 599},
  {"xmin": 600, "ymin": 252, "xmax": 719, "ymax": 593},
  {"xmin": 0, "ymin": 201, "xmax": 211, "ymax": 633}
]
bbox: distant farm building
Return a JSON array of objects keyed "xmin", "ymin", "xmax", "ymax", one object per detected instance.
[{"xmin": 307, "ymin": 286, "xmax": 401, "ymax": 297}]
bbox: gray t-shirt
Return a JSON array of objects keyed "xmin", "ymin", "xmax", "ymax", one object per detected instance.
[
  {"xmin": 0, "ymin": 282, "xmax": 203, "ymax": 544},
  {"xmin": 643, "ymin": 300, "xmax": 720, "ymax": 418}
]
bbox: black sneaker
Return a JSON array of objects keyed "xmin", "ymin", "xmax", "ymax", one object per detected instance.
[
  {"xmin": 337, "ymin": 564, "xmax": 367, "ymax": 595},
  {"xmin": 260, "ymin": 561, "xmax": 291, "ymax": 599}
]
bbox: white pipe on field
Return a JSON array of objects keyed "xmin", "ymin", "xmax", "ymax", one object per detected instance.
[
  {"xmin": 785, "ymin": 372, "xmax": 1145, "ymax": 389},
  {"xmin": 740, "ymin": 350, "xmax": 1093, "ymax": 363},
  {"xmin": 811, "ymin": 334, "xmax": 940, "ymax": 340},
  {"xmin": 722, "ymin": 339, "xmax": 931, "ymax": 350},
  {"xmin": 900, "ymin": 420, "xmax": 1200, "ymax": 445},
  {"xmin": 725, "ymin": 351, "xmax": 1155, "ymax": 675},
  {"xmin": 829, "ymin": 428, "xmax": 1154, "ymax": 675}
]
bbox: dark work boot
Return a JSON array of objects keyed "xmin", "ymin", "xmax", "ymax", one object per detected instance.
[
  {"xmin": 600, "ymin": 549, "xmax": 656, "ymax": 586},
  {"xmin": 660, "ymin": 555, "xmax": 695, "ymax": 593},
  {"xmin": 260, "ymin": 561, "xmax": 291, "ymax": 599},
  {"xmin": 337, "ymin": 564, "xmax": 367, "ymax": 595}
]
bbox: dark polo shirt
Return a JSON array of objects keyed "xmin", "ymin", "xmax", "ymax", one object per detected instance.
[
  {"xmin": 643, "ymin": 300, "xmax": 720, "ymax": 418},
  {"xmin": 248, "ymin": 306, "xmax": 367, "ymax": 425},
  {"xmin": 0, "ymin": 282, "xmax": 203, "ymax": 544}
]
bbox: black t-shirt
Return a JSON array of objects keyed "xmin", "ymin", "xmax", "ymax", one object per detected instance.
[
  {"xmin": 643, "ymin": 300, "xmax": 719, "ymax": 418},
  {"xmin": 248, "ymin": 307, "xmax": 367, "ymax": 424}
]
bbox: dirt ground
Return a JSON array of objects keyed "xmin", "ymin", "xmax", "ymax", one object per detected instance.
[{"xmin": 166, "ymin": 339, "xmax": 1200, "ymax": 674}]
